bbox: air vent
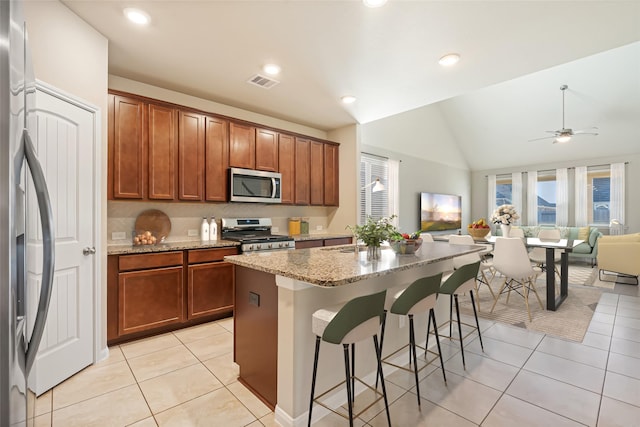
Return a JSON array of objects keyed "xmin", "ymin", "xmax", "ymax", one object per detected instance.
[{"xmin": 247, "ymin": 74, "xmax": 280, "ymax": 89}]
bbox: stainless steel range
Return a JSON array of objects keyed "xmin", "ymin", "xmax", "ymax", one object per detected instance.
[{"xmin": 221, "ymin": 218, "xmax": 295, "ymax": 253}]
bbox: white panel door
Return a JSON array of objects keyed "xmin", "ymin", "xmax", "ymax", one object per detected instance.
[{"xmin": 25, "ymin": 87, "xmax": 96, "ymax": 394}]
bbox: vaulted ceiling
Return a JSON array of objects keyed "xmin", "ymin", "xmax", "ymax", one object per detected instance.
[{"xmin": 62, "ymin": 0, "xmax": 640, "ymax": 170}]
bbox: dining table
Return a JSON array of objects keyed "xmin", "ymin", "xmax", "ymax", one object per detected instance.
[{"xmin": 485, "ymin": 236, "xmax": 583, "ymax": 310}]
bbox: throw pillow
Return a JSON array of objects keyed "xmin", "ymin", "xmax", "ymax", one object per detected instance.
[
  {"xmin": 588, "ymin": 227, "xmax": 599, "ymax": 247},
  {"xmin": 578, "ymin": 226, "xmax": 590, "ymax": 241}
]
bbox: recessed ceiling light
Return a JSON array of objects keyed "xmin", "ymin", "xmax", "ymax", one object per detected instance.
[
  {"xmin": 363, "ymin": 0, "xmax": 388, "ymax": 8},
  {"xmin": 341, "ymin": 95, "xmax": 357, "ymax": 104},
  {"xmin": 262, "ymin": 64, "xmax": 281, "ymax": 76},
  {"xmin": 438, "ymin": 53, "xmax": 461, "ymax": 66},
  {"xmin": 123, "ymin": 8, "xmax": 151, "ymax": 25}
]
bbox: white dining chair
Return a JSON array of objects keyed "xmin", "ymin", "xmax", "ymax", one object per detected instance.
[
  {"xmin": 529, "ymin": 228, "xmax": 562, "ymax": 279},
  {"xmin": 491, "ymin": 237, "xmax": 544, "ymax": 322},
  {"xmin": 448, "ymin": 234, "xmax": 496, "ymax": 310}
]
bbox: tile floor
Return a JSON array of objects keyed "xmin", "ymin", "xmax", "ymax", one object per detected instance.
[{"xmin": 35, "ymin": 283, "xmax": 640, "ymax": 426}]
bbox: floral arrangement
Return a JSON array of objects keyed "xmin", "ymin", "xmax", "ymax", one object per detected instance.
[
  {"xmin": 347, "ymin": 215, "xmax": 398, "ymax": 247},
  {"xmin": 491, "ymin": 204, "xmax": 520, "ymax": 225}
]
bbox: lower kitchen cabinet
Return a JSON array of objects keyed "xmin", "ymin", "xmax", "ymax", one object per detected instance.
[
  {"xmin": 294, "ymin": 236, "xmax": 352, "ymax": 249},
  {"xmin": 107, "ymin": 246, "xmax": 238, "ymax": 344},
  {"xmin": 118, "ymin": 265, "xmax": 184, "ymax": 336}
]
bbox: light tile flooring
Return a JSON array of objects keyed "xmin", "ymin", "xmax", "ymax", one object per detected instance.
[{"xmin": 35, "ymin": 286, "xmax": 640, "ymax": 426}]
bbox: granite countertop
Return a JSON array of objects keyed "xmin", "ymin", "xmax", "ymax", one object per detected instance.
[
  {"xmin": 286, "ymin": 233, "xmax": 353, "ymax": 241},
  {"xmin": 224, "ymin": 241, "xmax": 483, "ymax": 287},
  {"xmin": 107, "ymin": 239, "xmax": 239, "ymax": 255}
]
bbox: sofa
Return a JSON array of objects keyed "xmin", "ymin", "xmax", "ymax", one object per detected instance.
[
  {"xmin": 597, "ymin": 233, "xmax": 640, "ymax": 284},
  {"xmin": 495, "ymin": 225, "xmax": 602, "ymax": 265}
]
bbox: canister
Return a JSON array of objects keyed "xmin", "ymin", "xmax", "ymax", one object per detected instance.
[
  {"xmin": 289, "ymin": 218, "xmax": 301, "ymax": 235},
  {"xmin": 300, "ymin": 218, "xmax": 309, "ymax": 234}
]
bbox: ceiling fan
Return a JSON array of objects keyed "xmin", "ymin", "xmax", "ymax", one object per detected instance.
[{"xmin": 528, "ymin": 84, "xmax": 598, "ymax": 143}]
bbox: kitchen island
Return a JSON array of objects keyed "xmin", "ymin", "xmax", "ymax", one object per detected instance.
[{"xmin": 224, "ymin": 241, "xmax": 483, "ymax": 427}]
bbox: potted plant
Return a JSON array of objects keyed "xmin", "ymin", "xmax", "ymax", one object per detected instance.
[{"xmin": 347, "ymin": 215, "xmax": 398, "ymax": 260}]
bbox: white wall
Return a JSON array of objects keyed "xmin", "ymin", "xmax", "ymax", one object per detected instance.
[
  {"xmin": 327, "ymin": 124, "xmax": 359, "ymax": 233},
  {"xmin": 360, "ymin": 103, "xmax": 471, "ymax": 234},
  {"xmin": 471, "ymin": 154, "xmax": 640, "ymax": 234},
  {"xmin": 23, "ymin": 0, "xmax": 109, "ymax": 355}
]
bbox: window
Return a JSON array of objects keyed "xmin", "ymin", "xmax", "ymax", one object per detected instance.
[
  {"xmin": 588, "ymin": 168, "xmax": 611, "ymax": 224},
  {"xmin": 359, "ymin": 153, "xmax": 389, "ymax": 225},
  {"xmin": 495, "ymin": 176, "xmax": 512, "ymax": 207},
  {"xmin": 537, "ymin": 172, "xmax": 556, "ymax": 224}
]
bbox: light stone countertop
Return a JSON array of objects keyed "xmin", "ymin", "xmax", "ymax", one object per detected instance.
[
  {"xmin": 107, "ymin": 239, "xmax": 239, "ymax": 255},
  {"xmin": 224, "ymin": 241, "xmax": 483, "ymax": 287}
]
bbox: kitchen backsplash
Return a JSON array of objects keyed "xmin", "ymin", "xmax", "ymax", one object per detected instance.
[{"xmin": 107, "ymin": 201, "xmax": 336, "ymax": 244}]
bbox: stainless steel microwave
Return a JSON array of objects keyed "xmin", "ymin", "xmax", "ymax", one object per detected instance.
[{"xmin": 229, "ymin": 167, "xmax": 282, "ymax": 203}]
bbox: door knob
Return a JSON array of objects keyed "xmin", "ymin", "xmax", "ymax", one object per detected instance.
[{"xmin": 83, "ymin": 247, "xmax": 96, "ymax": 256}]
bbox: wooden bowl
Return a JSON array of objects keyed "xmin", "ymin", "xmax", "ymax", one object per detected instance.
[{"xmin": 468, "ymin": 227, "xmax": 490, "ymax": 239}]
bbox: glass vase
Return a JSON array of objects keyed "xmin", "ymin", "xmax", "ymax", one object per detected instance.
[{"xmin": 366, "ymin": 245, "xmax": 381, "ymax": 261}]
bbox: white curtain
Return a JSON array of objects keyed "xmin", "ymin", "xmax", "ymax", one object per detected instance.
[
  {"xmin": 556, "ymin": 168, "xmax": 569, "ymax": 227},
  {"xmin": 511, "ymin": 172, "xmax": 522, "ymax": 225},
  {"xmin": 610, "ymin": 162, "xmax": 626, "ymax": 234},
  {"xmin": 388, "ymin": 159, "xmax": 400, "ymax": 227},
  {"xmin": 527, "ymin": 170, "xmax": 538, "ymax": 225},
  {"xmin": 574, "ymin": 166, "xmax": 588, "ymax": 226},
  {"xmin": 487, "ymin": 174, "xmax": 496, "ymax": 219}
]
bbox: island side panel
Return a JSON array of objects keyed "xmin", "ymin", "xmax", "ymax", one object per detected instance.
[{"xmin": 234, "ymin": 266, "xmax": 278, "ymax": 409}]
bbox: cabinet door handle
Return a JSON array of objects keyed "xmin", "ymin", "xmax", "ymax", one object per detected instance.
[{"xmin": 83, "ymin": 247, "xmax": 96, "ymax": 256}]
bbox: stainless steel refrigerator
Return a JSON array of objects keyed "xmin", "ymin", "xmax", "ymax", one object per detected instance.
[{"xmin": 1, "ymin": 1, "xmax": 55, "ymax": 425}]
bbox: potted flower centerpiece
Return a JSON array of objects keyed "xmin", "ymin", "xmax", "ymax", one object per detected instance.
[
  {"xmin": 490, "ymin": 204, "xmax": 520, "ymax": 237},
  {"xmin": 347, "ymin": 215, "xmax": 398, "ymax": 260}
]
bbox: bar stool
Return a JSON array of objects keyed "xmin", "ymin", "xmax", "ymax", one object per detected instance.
[
  {"xmin": 378, "ymin": 273, "xmax": 446, "ymax": 407},
  {"xmin": 437, "ymin": 261, "xmax": 482, "ymax": 368},
  {"xmin": 448, "ymin": 234, "xmax": 496, "ymax": 310},
  {"xmin": 308, "ymin": 290, "xmax": 391, "ymax": 427}
]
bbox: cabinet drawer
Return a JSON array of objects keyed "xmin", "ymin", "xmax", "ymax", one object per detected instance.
[
  {"xmin": 324, "ymin": 237, "xmax": 352, "ymax": 247},
  {"xmin": 188, "ymin": 247, "xmax": 239, "ymax": 264},
  {"xmin": 119, "ymin": 251, "xmax": 183, "ymax": 271}
]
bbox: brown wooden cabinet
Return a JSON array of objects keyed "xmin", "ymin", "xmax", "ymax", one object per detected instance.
[
  {"xmin": 116, "ymin": 252, "xmax": 184, "ymax": 337},
  {"xmin": 229, "ymin": 122, "xmax": 256, "ymax": 169},
  {"xmin": 187, "ymin": 248, "xmax": 236, "ymax": 319},
  {"xmin": 148, "ymin": 103, "xmax": 177, "ymax": 200},
  {"xmin": 294, "ymin": 236, "xmax": 352, "ymax": 249},
  {"xmin": 107, "ymin": 247, "xmax": 238, "ymax": 344},
  {"xmin": 178, "ymin": 111, "xmax": 206, "ymax": 200},
  {"xmin": 108, "ymin": 90, "xmax": 341, "ymax": 207},
  {"xmin": 294, "ymin": 137, "xmax": 310, "ymax": 205},
  {"xmin": 205, "ymin": 116, "xmax": 229, "ymax": 202},
  {"xmin": 278, "ymin": 133, "xmax": 295, "ymax": 204},
  {"xmin": 310, "ymin": 141, "xmax": 324, "ymax": 205},
  {"xmin": 108, "ymin": 94, "xmax": 145, "ymax": 199},
  {"xmin": 255, "ymin": 128, "xmax": 278, "ymax": 172},
  {"xmin": 324, "ymin": 143, "xmax": 339, "ymax": 206}
]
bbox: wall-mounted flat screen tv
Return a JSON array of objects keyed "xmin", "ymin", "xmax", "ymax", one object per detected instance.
[{"xmin": 420, "ymin": 192, "xmax": 462, "ymax": 232}]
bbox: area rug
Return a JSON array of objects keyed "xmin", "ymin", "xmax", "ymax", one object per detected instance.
[{"xmin": 458, "ymin": 270, "xmax": 603, "ymax": 342}]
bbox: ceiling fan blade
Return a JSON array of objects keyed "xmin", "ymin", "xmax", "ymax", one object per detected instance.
[
  {"xmin": 573, "ymin": 131, "xmax": 599, "ymax": 136},
  {"xmin": 573, "ymin": 127, "xmax": 599, "ymax": 135},
  {"xmin": 528, "ymin": 135, "xmax": 556, "ymax": 142},
  {"xmin": 544, "ymin": 130, "xmax": 560, "ymax": 134}
]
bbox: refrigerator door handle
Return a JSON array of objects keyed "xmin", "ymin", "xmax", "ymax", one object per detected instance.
[{"xmin": 22, "ymin": 129, "xmax": 55, "ymax": 375}]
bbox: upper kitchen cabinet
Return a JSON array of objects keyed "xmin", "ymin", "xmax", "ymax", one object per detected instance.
[
  {"xmin": 148, "ymin": 103, "xmax": 178, "ymax": 200},
  {"xmin": 309, "ymin": 141, "xmax": 324, "ymax": 205},
  {"xmin": 323, "ymin": 143, "xmax": 339, "ymax": 206},
  {"xmin": 294, "ymin": 137, "xmax": 310, "ymax": 205},
  {"xmin": 108, "ymin": 94, "xmax": 145, "ymax": 199},
  {"xmin": 204, "ymin": 116, "xmax": 229, "ymax": 202},
  {"xmin": 255, "ymin": 128, "xmax": 279, "ymax": 172},
  {"xmin": 229, "ymin": 122, "xmax": 256, "ymax": 170},
  {"xmin": 178, "ymin": 111, "xmax": 206, "ymax": 201},
  {"xmin": 278, "ymin": 133, "xmax": 295, "ymax": 204}
]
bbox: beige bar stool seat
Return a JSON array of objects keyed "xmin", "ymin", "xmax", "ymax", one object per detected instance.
[{"xmin": 308, "ymin": 290, "xmax": 391, "ymax": 427}]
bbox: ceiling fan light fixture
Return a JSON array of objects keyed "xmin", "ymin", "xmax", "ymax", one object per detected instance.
[
  {"xmin": 555, "ymin": 135, "xmax": 572, "ymax": 143},
  {"xmin": 123, "ymin": 8, "xmax": 151, "ymax": 25},
  {"xmin": 438, "ymin": 53, "xmax": 460, "ymax": 66}
]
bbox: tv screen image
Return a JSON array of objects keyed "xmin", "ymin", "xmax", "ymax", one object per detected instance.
[{"xmin": 420, "ymin": 192, "xmax": 462, "ymax": 232}]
